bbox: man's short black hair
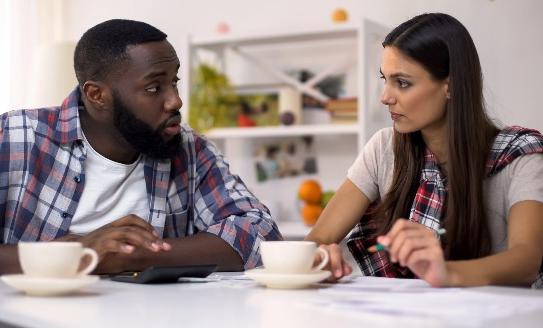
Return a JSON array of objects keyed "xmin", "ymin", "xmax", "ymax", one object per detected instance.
[{"xmin": 74, "ymin": 19, "xmax": 167, "ymax": 86}]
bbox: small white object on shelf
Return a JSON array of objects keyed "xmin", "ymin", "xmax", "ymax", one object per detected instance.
[{"xmin": 279, "ymin": 87, "xmax": 302, "ymax": 124}]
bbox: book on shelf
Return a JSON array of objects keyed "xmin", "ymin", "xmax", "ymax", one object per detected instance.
[
  {"xmin": 330, "ymin": 116, "xmax": 358, "ymax": 124},
  {"xmin": 325, "ymin": 97, "xmax": 357, "ymax": 113},
  {"xmin": 326, "ymin": 97, "xmax": 358, "ymax": 123}
]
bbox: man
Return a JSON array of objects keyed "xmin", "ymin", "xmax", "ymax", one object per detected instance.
[{"xmin": 0, "ymin": 19, "xmax": 282, "ymax": 274}]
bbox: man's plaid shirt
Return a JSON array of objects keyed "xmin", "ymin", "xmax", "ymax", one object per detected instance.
[{"xmin": 0, "ymin": 88, "xmax": 282, "ymax": 269}]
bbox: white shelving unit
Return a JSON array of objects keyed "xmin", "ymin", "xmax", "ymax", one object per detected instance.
[
  {"xmin": 206, "ymin": 124, "xmax": 359, "ymax": 139},
  {"xmin": 185, "ymin": 19, "xmax": 390, "ymax": 239}
]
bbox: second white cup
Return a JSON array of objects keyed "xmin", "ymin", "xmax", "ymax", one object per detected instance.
[{"xmin": 260, "ymin": 241, "xmax": 329, "ymax": 274}]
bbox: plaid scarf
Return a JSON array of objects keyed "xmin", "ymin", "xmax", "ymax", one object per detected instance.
[{"xmin": 347, "ymin": 126, "xmax": 543, "ymax": 287}]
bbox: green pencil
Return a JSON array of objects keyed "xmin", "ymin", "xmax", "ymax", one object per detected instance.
[{"xmin": 368, "ymin": 228, "xmax": 446, "ymax": 253}]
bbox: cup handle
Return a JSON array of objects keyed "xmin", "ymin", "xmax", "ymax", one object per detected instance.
[
  {"xmin": 78, "ymin": 248, "xmax": 99, "ymax": 276},
  {"xmin": 312, "ymin": 247, "xmax": 329, "ymax": 271}
]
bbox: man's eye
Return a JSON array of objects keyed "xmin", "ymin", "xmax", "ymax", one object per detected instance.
[{"xmin": 146, "ymin": 86, "xmax": 159, "ymax": 93}]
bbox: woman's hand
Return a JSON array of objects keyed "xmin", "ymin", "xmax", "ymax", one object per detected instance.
[
  {"xmin": 379, "ymin": 219, "xmax": 450, "ymax": 287},
  {"xmin": 316, "ymin": 243, "xmax": 353, "ymax": 282}
]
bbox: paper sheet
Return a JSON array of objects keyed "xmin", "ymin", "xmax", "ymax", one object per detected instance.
[{"xmin": 309, "ymin": 277, "xmax": 543, "ymax": 327}]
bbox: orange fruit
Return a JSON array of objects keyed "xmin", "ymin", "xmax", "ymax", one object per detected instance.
[
  {"xmin": 332, "ymin": 9, "xmax": 348, "ymax": 23},
  {"xmin": 298, "ymin": 180, "xmax": 322, "ymax": 204},
  {"xmin": 301, "ymin": 203, "xmax": 323, "ymax": 226}
]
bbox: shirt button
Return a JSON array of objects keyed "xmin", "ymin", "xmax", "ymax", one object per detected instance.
[
  {"xmin": 61, "ymin": 212, "xmax": 69, "ymax": 218},
  {"xmin": 74, "ymin": 176, "xmax": 81, "ymax": 183}
]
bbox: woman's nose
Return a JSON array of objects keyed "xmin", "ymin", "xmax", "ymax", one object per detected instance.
[{"xmin": 380, "ymin": 86, "xmax": 395, "ymax": 105}]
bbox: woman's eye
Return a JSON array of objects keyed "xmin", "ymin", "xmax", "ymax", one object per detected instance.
[{"xmin": 398, "ymin": 79, "xmax": 410, "ymax": 88}]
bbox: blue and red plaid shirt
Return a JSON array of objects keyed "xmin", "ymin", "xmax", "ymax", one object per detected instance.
[
  {"xmin": 0, "ymin": 88, "xmax": 282, "ymax": 269},
  {"xmin": 347, "ymin": 126, "xmax": 543, "ymax": 288}
]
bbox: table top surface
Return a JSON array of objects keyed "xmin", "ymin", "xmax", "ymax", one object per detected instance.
[{"xmin": 1, "ymin": 272, "xmax": 543, "ymax": 328}]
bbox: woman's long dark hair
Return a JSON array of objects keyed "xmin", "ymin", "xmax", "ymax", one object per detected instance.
[{"xmin": 373, "ymin": 13, "xmax": 499, "ymax": 260}]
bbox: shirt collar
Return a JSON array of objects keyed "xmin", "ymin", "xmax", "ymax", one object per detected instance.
[
  {"xmin": 421, "ymin": 148, "xmax": 445, "ymax": 182},
  {"xmin": 52, "ymin": 86, "xmax": 85, "ymax": 144}
]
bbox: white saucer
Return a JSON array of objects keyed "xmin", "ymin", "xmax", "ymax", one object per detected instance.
[
  {"xmin": 0, "ymin": 274, "xmax": 99, "ymax": 296},
  {"xmin": 245, "ymin": 268, "xmax": 331, "ymax": 289}
]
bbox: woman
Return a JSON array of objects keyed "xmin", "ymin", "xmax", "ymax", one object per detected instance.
[{"xmin": 306, "ymin": 13, "xmax": 543, "ymax": 288}]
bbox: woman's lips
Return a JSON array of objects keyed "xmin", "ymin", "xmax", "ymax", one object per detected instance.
[{"xmin": 390, "ymin": 112, "xmax": 403, "ymax": 121}]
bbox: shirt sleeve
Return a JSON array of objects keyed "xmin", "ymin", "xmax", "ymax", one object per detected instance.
[
  {"xmin": 347, "ymin": 128, "xmax": 392, "ymax": 202},
  {"xmin": 507, "ymin": 153, "xmax": 543, "ymax": 208},
  {"xmin": 190, "ymin": 135, "xmax": 283, "ymax": 269}
]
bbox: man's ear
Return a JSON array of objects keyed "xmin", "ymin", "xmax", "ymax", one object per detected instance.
[{"xmin": 82, "ymin": 81, "xmax": 112, "ymax": 110}]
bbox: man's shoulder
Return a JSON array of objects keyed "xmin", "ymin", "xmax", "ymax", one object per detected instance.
[
  {"xmin": 170, "ymin": 123, "xmax": 222, "ymax": 169},
  {"xmin": 1, "ymin": 106, "xmax": 57, "ymax": 131}
]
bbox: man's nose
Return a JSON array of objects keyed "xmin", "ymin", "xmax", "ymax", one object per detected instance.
[{"xmin": 165, "ymin": 90, "xmax": 183, "ymax": 112}]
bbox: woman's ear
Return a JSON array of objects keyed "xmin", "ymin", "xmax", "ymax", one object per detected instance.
[
  {"xmin": 444, "ymin": 77, "xmax": 450, "ymax": 99},
  {"xmin": 82, "ymin": 81, "xmax": 112, "ymax": 110}
]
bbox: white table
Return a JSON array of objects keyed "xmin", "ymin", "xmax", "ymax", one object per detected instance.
[{"xmin": 1, "ymin": 273, "xmax": 543, "ymax": 328}]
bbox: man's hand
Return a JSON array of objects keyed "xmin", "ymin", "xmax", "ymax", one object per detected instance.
[{"xmin": 75, "ymin": 215, "xmax": 171, "ymax": 259}]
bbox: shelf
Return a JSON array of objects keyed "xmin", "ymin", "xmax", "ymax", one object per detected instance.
[
  {"xmin": 191, "ymin": 25, "xmax": 357, "ymax": 49},
  {"xmin": 276, "ymin": 221, "xmax": 312, "ymax": 240},
  {"xmin": 205, "ymin": 123, "xmax": 359, "ymax": 139}
]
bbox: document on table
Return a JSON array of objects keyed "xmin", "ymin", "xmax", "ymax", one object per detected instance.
[{"xmin": 309, "ymin": 277, "xmax": 543, "ymax": 327}]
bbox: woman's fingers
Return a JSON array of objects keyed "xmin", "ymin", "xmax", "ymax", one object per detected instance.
[
  {"xmin": 381, "ymin": 218, "xmax": 411, "ymax": 246},
  {"xmin": 317, "ymin": 244, "xmax": 352, "ymax": 281},
  {"xmin": 405, "ymin": 248, "xmax": 447, "ymax": 287},
  {"xmin": 327, "ymin": 244, "xmax": 344, "ymax": 278},
  {"xmin": 387, "ymin": 229, "xmax": 425, "ymax": 262},
  {"xmin": 342, "ymin": 261, "xmax": 353, "ymax": 276},
  {"xmin": 395, "ymin": 235, "xmax": 437, "ymax": 266}
]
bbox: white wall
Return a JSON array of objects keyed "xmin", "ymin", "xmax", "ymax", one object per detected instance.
[
  {"xmin": 2, "ymin": 0, "xmax": 541, "ymax": 228},
  {"xmin": 58, "ymin": 0, "xmax": 543, "ymax": 131}
]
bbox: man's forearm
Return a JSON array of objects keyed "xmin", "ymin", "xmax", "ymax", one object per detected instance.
[
  {"xmin": 0, "ymin": 245, "xmax": 22, "ymax": 274},
  {"xmin": 100, "ymin": 232, "xmax": 244, "ymax": 274}
]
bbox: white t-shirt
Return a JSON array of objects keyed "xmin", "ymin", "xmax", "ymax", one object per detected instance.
[
  {"xmin": 347, "ymin": 127, "xmax": 543, "ymax": 253},
  {"xmin": 69, "ymin": 133, "xmax": 149, "ymax": 235}
]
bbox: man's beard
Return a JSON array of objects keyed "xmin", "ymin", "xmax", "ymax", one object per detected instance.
[{"xmin": 112, "ymin": 92, "xmax": 181, "ymax": 159}]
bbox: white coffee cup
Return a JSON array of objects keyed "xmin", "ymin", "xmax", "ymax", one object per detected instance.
[
  {"xmin": 260, "ymin": 241, "xmax": 329, "ymax": 274},
  {"xmin": 18, "ymin": 242, "xmax": 99, "ymax": 278}
]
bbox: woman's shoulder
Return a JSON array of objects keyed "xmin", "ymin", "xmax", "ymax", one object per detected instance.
[
  {"xmin": 487, "ymin": 126, "xmax": 543, "ymax": 176},
  {"xmin": 365, "ymin": 127, "xmax": 394, "ymax": 151},
  {"xmin": 493, "ymin": 126, "xmax": 543, "ymax": 148}
]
